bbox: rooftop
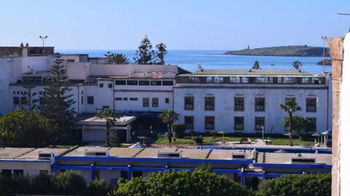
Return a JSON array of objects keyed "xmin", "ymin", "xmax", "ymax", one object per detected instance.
[{"xmin": 180, "ymin": 69, "xmax": 315, "ymax": 77}]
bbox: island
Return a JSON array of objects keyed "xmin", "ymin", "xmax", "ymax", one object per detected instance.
[{"xmin": 225, "ymin": 45, "xmax": 330, "ymax": 57}]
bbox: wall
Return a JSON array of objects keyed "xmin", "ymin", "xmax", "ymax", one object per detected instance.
[
  {"xmin": 0, "ymin": 161, "xmax": 51, "ymax": 176},
  {"xmin": 90, "ymin": 64, "xmax": 178, "ymax": 76}
]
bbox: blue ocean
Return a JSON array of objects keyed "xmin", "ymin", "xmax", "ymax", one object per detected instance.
[{"xmin": 57, "ymin": 50, "xmax": 331, "ymax": 74}]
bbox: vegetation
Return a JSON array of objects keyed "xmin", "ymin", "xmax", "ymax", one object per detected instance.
[
  {"xmin": 280, "ymin": 100, "xmax": 301, "ymax": 146},
  {"xmin": 224, "ymin": 45, "xmax": 330, "ymax": 57},
  {"xmin": 97, "ymin": 108, "xmax": 117, "ymax": 146},
  {"xmin": 39, "ymin": 59, "xmax": 76, "ymax": 145},
  {"xmin": 257, "ymin": 173, "xmax": 331, "ymax": 196},
  {"xmin": 105, "ymin": 52, "xmax": 129, "ymax": 64},
  {"xmin": 317, "ymin": 58, "xmax": 332, "ymax": 66},
  {"xmin": 0, "ymin": 107, "xmax": 52, "ymax": 147},
  {"xmin": 133, "ymin": 35, "xmax": 168, "ymax": 65},
  {"xmin": 159, "ymin": 110, "xmax": 179, "ymax": 143},
  {"xmin": 20, "ymin": 84, "xmax": 38, "ymax": 110},
  {"xmin": 251, "ymin": 60, "xmax": 260, "ymax": 69},
  {"xmin": 112, "ymin": 168, "xmax": 250, "ymax": 196},
  {"xmin": 172, "ymin": 123, "xmax": 185, "ymax": 138},
  {"xmin": 283, "ymin": 116, "xmax": 314, "ymax": 139},
  {"xmin": 292, "ymin": 60, "xmax": 302, "ymax": 70}
]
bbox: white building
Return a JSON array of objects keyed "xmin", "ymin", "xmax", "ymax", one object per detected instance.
[{"xmin": 0, "ymin": 44, "xmax": 332, "ymax": 135}]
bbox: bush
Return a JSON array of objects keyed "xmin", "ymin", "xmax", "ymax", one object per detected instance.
[
  {"xmin": 112, "ymin": 168, "xmax": 250, "ymax": 196},
  {"xmin": 31, "ymin": 172, "xmax": 56, "ymax": 194},
  {"xmin": 54, "ymin": 171, "xmax": 87, "ymax": 195},
  {"xmin": 85, "ymin": 179, "xmax": 112, "ymax": 196},
  {"xmin": 172, "ymin": 123, "xmax": 186, "ymax": 138},
  {"xmin": 193, "ymin": 137, "xmax": 203, "ymax": 144},
  {"xmin": 257, "ymin": 173, "xmax": 331, "ymax": 196}
]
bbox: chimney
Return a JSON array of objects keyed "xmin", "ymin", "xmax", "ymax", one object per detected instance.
[{"xmin": 21, "ymin": 43, "xmax": 29, "ymax": 57}]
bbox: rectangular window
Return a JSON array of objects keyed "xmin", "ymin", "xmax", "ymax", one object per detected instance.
[
  {"xmin": 20, "ymin": 97, "xmax": 27, "ymax": 105},
  {"xmin": 130, "ymin": 98, "xmax": 138, "ymax": 101},
  {"xmin": 152, "ymin": 98, "xmax": 159, "ymax": 107},
  {"xmin": 184, "ymin": 96, "xmax": 194, "ymax": 110},
  {"xmin": 184, "ymin": 116, "xmax": 194, "ymax": 130},
  {"xmin": 81, "ymin": 96, "xmax": 83, "ymax": 104},
  {"xmin": 205, "ymin": 97, "xmax": 215, "ymax": 111},
  {"xmin": 1, "ymin": 170, "xmax": 11, "ymax": 177},
  {"xmin": 139, "ymin": 80, "xmax": 150, "ymax": 85},
  {"xmin": 127, "ymin": 80, "xmax": 138, "ymax": 85},
  {"xmin": 165, "ymin": 98, "xmax": 169, "ymax": 104},
  {"xmin": 13, "ymin": 170, "xmax": 24, "ymax": 176},
  {"xmin": 115, "ymin": 80, "xmax": 126, "ymax": 85},
  {"xmin": 234, "ymin": 117, "xmax": 244, "ymax": 131},
  {"xmin": 40, "ymin": 97, "xmax": 46, "ymax": 105},
  {"xmin": 205, "ymin": 116, "xmax": 215, "ymax": 130},
  {"xmin": 234, "ymin": 97, "xmax": 244, "ymax": 111},
  {"xmin": 108, "ymin": 83, "xmax": 113, "ymax": 88},
  {"xmin": 13, "ymin": 97, "xmax": 19, "ymax": 105},
  {"xmin": 99, "ymin": 83, "xmax": 104, "ymax": 88},
  {"xmin": 306, "ymin": 98, "xmax": 317, "ymax": 112},
  {"xmin": 162, "ymin": 81, "xmax": 174, "ymax": 86},
  {"xmin": 87, "ymin": 96, "xmax": 94, "ymax": 104},
  {"xmin": 255, "ymin": 117, "xmax": 265, "ymax": 131},
  {"xmin": 306, "ymin": 118, "xmax": 317, "ymax": 132},
  {"xmin": 255, "ymin": 97, "xmax": 265, "ymax": 112},
  {"xmin": 123, "ymin": 97, "xmax": 128, "ymax": 101},
  {"xmin": 143, "ymin": 98, "xmax": 149, "ymax": 107},
  {"xmin": 151, "ymin": 80, "xmax": 161, "ymax": 85},
  {"xmin": 115, "ymin": 97, "xmax": 122, "ymax": 101}
]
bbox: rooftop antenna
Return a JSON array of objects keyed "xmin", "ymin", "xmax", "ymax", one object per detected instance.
[{"xmin": 39, "ymin": 35, "xmax": 48, "ymax": 55}]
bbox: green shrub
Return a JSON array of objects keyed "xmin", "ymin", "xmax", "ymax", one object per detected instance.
[
  {"xmin": 193, "ymin": 137, "xmax": 203, "ymax": 144},
  {"xmin": 54, "ymin": 171, "xmax": 87, "ymax": 195},
  {"xmin": 112, "ymin": 168, "xmax": 250, "ymax": 196},
  {"xmin": 85, "ymin": 179, "xmax": 112, "ymax": 196},
  {"xmin": 257, "ymin": 173, "xmax": 331, "ymax": 196},
  {"xmin": 31, "ymin": 172, "xmax": 56, "ymax": 194},
  {"xmin": 172, "ymin": 123, "xmax": 186, "ymax": 138}
]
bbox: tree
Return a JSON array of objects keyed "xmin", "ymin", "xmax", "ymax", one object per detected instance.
[
  {"xmin": 172, "ymin": 123, "xmax": 185, "ymax": 138},
  {"xmin": 0, "ymin": 107, "xmax": 52, "ymax": 147},
  {"xmin": 292, "ymin": 60, "xmax": 302, "ymax": 70},
  {"xmin": 257, "ymin": 173, "xmax": 331, "ymax": 196},
  {"xmin": 252, "ymin": 60, "xmax": 260, "ymax": 69},
  {"xmin": 104, "ymin": 52, "xmax": 129, "ymax": 64},
  {"xmin": 159, "ymin": 110, "xmax": 179, "ymax": 143},
  {"xmin": 20, "ymin": 84, "xmax": 39, "ymax": 110},
  {"xmin": 54, "ymin": 171, "xmax": 87, "ymax": 195},
  {"xmin": 280, "ymin": 100, "xmax": 301, "ymax": 146},
  {"xmin": 39, "ymin": 59, "xmax": 76, "ymax": 144},
  {"xmin": 112, "ymin": 168, "xmax": 250, "ymax": 196},
  {"xmin": 283, "ymin": 116, "xmax": 314, "ymax": 139},
  {"xmin": 155, "ymin": 43, "xmax": 167, "ymax": 65},
  {"xmin": 97, "ymin": 108, "xmax": 117, "ymax": 146},
  {"xmin": 133, "ymin": 35, "xmax": 156, "ymax": 64}
]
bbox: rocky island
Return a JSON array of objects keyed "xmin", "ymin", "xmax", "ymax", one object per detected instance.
[{"xmin": 225, "ymin": 45, "xmax": 330, "ymax": 57}]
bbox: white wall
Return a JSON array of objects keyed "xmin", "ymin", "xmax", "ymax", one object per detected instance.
[{"xmin": 0, "ymin": 161, "xmax": 51, "ymax": 176}]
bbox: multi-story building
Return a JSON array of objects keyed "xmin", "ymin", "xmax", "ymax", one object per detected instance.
[{"xmin": 0, "ymin": 44, "xmax": 332, "ymax": 135}]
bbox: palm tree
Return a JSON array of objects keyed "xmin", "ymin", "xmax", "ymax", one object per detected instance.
[
  {"xmin": 280, "ymin": 100, "xmax": 301, "ymax": 146},
  {"xmin": 97, "ymin": 109, "xmax": 116, "ymax": 146},
  {"xmin": 159, "ymin": 110, "xmax": 179, "ymax": 143},
  {"xmin": 292, "ymin": 61, "xmax": 302, "ymax": 71},
  {"xmin": 104, "ymin": 52, "xmax": 129, "ymax": 64}
]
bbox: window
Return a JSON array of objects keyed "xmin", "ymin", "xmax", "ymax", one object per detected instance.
[
  {"xmin": 143, "ymin": 98, "xmax": 149, "ymax": 107},
  {"xmin": 234, "ymin": 117, "xmax": 244, "ymax": 131},
  {"xmin": 152, "ymin": 98, "xmax": 159, "ymax": 107},
  {"xmin": 234, "ymin": 97, "xmax": 244, "ymax": 111},
  {"xmin": 99, "ymin": 83, "xmax": 104, "ymax": 88},
  {"xmin": 255, "ymin": 117, "xmax": 265, "ymax": 131},
  {"xmin": 285, "ymin": 97, "xmax": 295, "ymax": 104},
  {"xmin": 123, "ymin": 97, "xmax": 128, "ymax": 101},
  {"xmin": 108, "ymin": 83, "xmax": 113, "ymax": 88},
  {"xmin": 102, "ymin": 105, "xmax": 109, "ymax": 109},
  {"xmin": 130, "ymin": 98, "xmax": 138, "ymax": 101},
  {"xmin": 205, "ymin": 116, "xmax": 215, "ymax": 130},
  {"xmin": 13, "ymin": 170, "xmax": 23, "ymax": 176},
  {"xmin": 139, "ymin": 80, "xmax": 150, "ymax": 85},
  {"xmin": 185, "ymin": 116, "xmax": 194, "ymax": 130},
  {"xmin": 306, "ymin": 118, "xmax": 317, "ymax": 132},
  {"xmin": 165, "ymin": 98, "xmax": 169, "ymax": 104},
  {"xmin": 40, "ymin": 97, "xmax": 45, "ymax": 105},
  {"xmin": 1, "ymin": 170, "xmax": 11, "ymax": 177},
  {"xmin": 184, "ymin": 96, "xmax": 194, "ymax": 110},
  {"xmin": 20, "ymin": 97, "xmax": 27, "ymax": 105},
  {"xmin": 151, "ymin": 80, "xmax": 161, "ymax": 85},
  {"xmin": 162, "ymin": 80, "xmax": 174, "ymax": 86},
  {"xmin": 13, "ymin": 97, "xmax": 19, "ymax": 105},
  {"xmin": 115, "ymin": 80, "xmax": 126, "ymax": 85},
  {"xmin": 120, "ymin": 171, "xmax": 128, "ymax": 179},
  {"xmin": 87, "ymin": 96, "xmax": 94, "ymax": 104},
  {"xmin": 127, "ymin": 80, "xmax": 138, "ymax": 85},
  {"xmin": 205, "ymin": 97, "xmax": 215, "ymax": 111},
  {"xmin": 306, "ymin": 98, "xmax": 317, "ymax": 112},
  {"xmin": 255, "ymin": 97, "xmax": 265, "ymax": 112},
  {"xmin": 115, "ymin": 97, "xmax": 122, "ymax": 101}
]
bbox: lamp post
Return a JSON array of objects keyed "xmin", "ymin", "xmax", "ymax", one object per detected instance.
[
  {"xmin": 321, "ymin": 36, "xmax": 327, "ymax": 73},
  {"xmin": 261, "ymin": 126, "xmax": 265, "ymax": 141},
  {"xmin": 39, "ymin": 35, "xmax": 48, "ymax": 55}
]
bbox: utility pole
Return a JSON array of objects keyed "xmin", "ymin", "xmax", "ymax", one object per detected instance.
[
  {"xmin": 321, "ymin": 36, "xmax": 327, "ymax": 73},
  {"xmin": 39, "ymin": 35, "xmax": 48, "ymax": 55}
]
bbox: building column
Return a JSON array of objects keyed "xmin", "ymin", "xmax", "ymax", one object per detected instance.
[{"xmin": 126, "ymin": 125, "xmax": 131, "ymax": 143}]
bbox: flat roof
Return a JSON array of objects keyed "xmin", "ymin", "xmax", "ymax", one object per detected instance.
[
  {"xmin": 180, "ymin": 69, "xmax": 317, "ymax": 77},
  {"xmin": 64, "ymin": 146, "xmax": 110, "ymax": 157},
  {"xmin": 17, "ymin": 148, "xmax": 69, "ymax": 160},
  {"xmin": 78, "ymin": 116, "xmax": 137, "ymax": 126},
  {"xmin": 0, "ymin": 148, "xmax": 35, "ymax": 159},
  {"xmin": 135, "ymin": 148, "xmax": 177, "ymax": 158},
  {"xmin": 257, "ymin": 152, "xmax": 331, "ymax": 165}
]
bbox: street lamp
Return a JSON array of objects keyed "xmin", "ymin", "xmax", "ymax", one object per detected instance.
[
  {"xmin": 261, "ymin": 126, "xmax": 265, "ymax": 141},
  {"xmin": 321, "ymin": 36, "xmax": 327, "ymax": 73},
  {"xmin": 39, "ymin": 35, "xmax": 48, "ymax": 54}
]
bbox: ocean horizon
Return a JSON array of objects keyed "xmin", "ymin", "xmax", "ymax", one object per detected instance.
[{"xmin": 57, "ymin": 49, "xmax": 332, "ymax": 74}]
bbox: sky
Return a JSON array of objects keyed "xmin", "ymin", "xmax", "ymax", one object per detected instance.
[{"xmin": 0, "ymin": 0, "xmax": 349, "ymax": 50}]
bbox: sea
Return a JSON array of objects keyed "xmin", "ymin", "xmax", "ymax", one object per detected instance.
[{"xmin": 57, "ymin": 50, "xmax": 332, "ymax": 74}]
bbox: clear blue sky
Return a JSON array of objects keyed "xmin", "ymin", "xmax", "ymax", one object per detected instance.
[{"xmin": 0, "ymin": 0, "xmax": 349, "ymax": 50}]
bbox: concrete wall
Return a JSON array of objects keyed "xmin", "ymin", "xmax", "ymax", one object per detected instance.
[
  {"xmin": 90, "ymin": 64, "xmax": 178, "ymax": 76},
  {"xmin": 0, "ymin": 161, "xmax": 51, "ymax": 176},
  {"xmin": 66, "ymin": 62, "xmax": 91, "ymax": 80}
]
